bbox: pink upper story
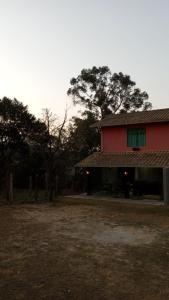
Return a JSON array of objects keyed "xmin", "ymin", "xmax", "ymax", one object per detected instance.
[{"xmin": 101, "ymin": 122, "xmax": 169, "ymax": 153}]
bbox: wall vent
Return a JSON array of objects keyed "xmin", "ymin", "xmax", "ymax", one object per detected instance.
[{"xmin": 132, "ymin": 147, "xmax": 140, "ymax": 151}]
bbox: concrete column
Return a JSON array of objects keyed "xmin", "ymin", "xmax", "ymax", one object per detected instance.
[
  {"xmin": 163, "ymin": 168, "xmax": 169, "ymax": 205},
  {"xmin": 135, "ymin": 167, "xmax": 139, "ymax": 181}
]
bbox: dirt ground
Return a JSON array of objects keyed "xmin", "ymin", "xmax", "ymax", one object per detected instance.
[{"xmin": 0, "ymin": 198, "xmax": 169, "ymax": 300}]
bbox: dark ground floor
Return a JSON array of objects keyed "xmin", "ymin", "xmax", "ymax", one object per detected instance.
[{"xmin": 75, "ymin": 167, "xmax": 164, "ymax": 201}]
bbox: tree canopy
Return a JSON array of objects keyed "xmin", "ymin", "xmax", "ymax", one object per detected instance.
[
  {"xmin": 0, "ymin": 98, "xmax": 69, "ymax": 201},
  {"xmin": 68, "ymin": 110, "xmax": 100, "ymax": 163},
  {"xmin": 67, "ymin": 66, "xmax": 152, "ymax": 118},
  {"xmin": 0, "ymin": 97, "xmax": 47, "ymax": 150}
]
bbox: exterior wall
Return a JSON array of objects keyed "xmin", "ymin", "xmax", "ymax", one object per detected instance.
[
  {"xmin": 135, "ymin": 167, "xmax": 162, "ymax": 182},
  {"xmin": 101, "ymin": 122, "xmax": 169, "ymax": 153},
  {"xmin": 102, "ymin": 168, "xmax": 118, "ymax": 187}
]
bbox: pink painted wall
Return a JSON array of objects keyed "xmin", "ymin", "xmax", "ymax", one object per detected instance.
[{"xmin": 101, "ymin": 123, "xmax": 169, "ymax": 153}]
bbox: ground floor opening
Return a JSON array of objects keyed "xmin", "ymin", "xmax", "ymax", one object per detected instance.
[{"xmin": 75, "ymin": 167, "xmax": 163, "ymax": 201}]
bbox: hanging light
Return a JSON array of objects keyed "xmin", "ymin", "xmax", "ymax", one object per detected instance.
[{"xmin": 124, "ymin": 171, "xmax": 128, "ymax": 176}]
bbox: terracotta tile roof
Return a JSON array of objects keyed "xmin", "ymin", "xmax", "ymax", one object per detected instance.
[
  {"xmin": 76, "ymin": 151, "xmax": 169, "ymax": 168},
  {"xmin": 91, "ymin": 108, "xmax": 169, "ymax": 128}
]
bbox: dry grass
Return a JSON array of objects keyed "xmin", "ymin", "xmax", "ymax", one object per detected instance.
[{"xmin": 0, "ymin": 197, "xmax": 169, "ymax": 300}]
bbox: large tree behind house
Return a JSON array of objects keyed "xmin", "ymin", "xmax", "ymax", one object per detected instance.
[{"xmin": 67, "ymin": 66, "xmax": 152, "ymax": 119}]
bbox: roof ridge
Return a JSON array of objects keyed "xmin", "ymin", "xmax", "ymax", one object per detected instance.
[
  {"xmin": 98, "ymin": 150, "xmax": 169, "ymax": 155},
  {"xmin": 91, "ymin": 107, "xmax": 169, "ymax": 128},
  {"xmin": 77, "ymin": 151, "xmax": 169, "ymax": 168},
  {"xmin": 104, "ymin": 107, "xmax": 169, "ymax": 119}
]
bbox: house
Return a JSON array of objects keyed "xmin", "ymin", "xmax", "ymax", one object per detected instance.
[{"xmin": 76, "ymin": 108, "xmax": 169, "ymax": 204}]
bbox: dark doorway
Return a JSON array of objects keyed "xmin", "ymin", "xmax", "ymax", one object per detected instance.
[
  {"xmin": 118, "ymin": 167, "xmax": 135, "ymax": 198},
  {"xmin": 88, "ymin": 168, "xmax": 102, "ymax": 193}
]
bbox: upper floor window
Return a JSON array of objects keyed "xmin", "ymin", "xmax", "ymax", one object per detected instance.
[{"xmin": 127, "ymin": 128, "xmax": 146, "ymax": 147}]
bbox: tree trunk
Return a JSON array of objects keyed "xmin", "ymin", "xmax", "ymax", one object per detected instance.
[
  {"xmin": 55, "ymin": 175, "xmax": 58, "ymax": 198},
  {"xmin": 45, "ymin": 172, "xmax": 49, "ymax": 200},
  {"xmin": 34, "ymin": 174, "xmax": 39, "ymax": 202},
  {"xmin": 49, "ymin": 184, "xmax": 53, "ymax": 202},
  {"xmin": 9, "ymin": 173, "xmax": 13, "ymax": 203},
  {"xmin": 29, "ymin": 175, "xmax": 33, "ymax": 201}
]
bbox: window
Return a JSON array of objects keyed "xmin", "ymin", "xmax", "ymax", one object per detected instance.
[{"xmin": 127, "ymin": 128, "xmax": 146, "ymax": 147}]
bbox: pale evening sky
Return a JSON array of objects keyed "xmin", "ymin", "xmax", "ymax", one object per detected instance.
[{"xmin": 0, "ymin": 0, "xmax": 169, "ymax": 119}]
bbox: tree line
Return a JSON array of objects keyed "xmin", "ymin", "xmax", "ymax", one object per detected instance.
[{"xmin": 0, "ymin": 66, "xmax": 151, "ymax": 202}]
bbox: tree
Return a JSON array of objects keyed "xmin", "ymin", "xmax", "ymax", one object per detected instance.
[
  {"xmin": 67, "ymin": 110, "xmax": 100, "ymax": 163},
  {"xmin": 0, "ymin": 97, "xmax": 47, "ymax": 149},
  {"xmin": 41, "ymin": 108, "xmax": 68, "ymax": 201},
  {"xmin": 67, "ymin": 66, "xmax": 152, "ymax": 119},
  {"xmin": 0, "ymin": 97, "xmax": 47, "ymax": 201}
]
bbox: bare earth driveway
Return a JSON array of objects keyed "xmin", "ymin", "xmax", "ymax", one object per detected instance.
[{"xmin": 0, "ymin": 198, "xmax": 169, "ymax": 300}]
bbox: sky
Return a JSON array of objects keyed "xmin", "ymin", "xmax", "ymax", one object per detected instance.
[{"xmin": 0, "ymin": 0, "xmax": 169, "ymax": 120}]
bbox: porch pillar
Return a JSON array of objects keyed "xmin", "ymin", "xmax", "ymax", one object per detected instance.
[
  {"xmin": 135, "ymin": 167, "xmax": 139, "ymax": 181},
  {"xmin": 163, "ymin": 168, "xmax": 169, "ymax": 205}
]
